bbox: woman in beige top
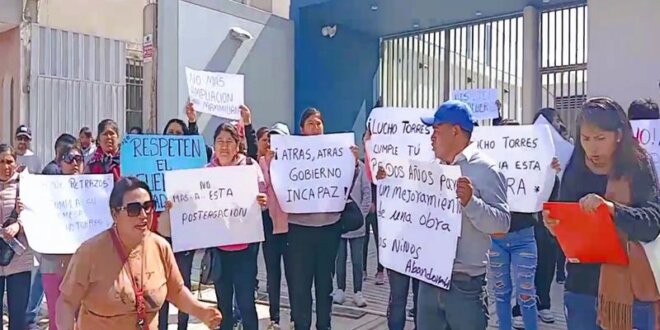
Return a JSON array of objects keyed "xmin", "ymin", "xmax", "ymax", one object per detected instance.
[{"xmin": 56, "ymin": 177, "xmax": 222, "ymax": 330}]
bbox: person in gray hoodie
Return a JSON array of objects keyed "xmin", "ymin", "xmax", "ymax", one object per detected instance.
[
  {"xmin": 332, "ymin": 157, "xmax": 371, "ymax": 307},
  {"xmin": 416, "ymin": 100, "xmax": 510, "ymax": 330}
]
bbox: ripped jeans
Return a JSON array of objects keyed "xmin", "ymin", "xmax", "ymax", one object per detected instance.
[{"xmin": 489, "ymin": 227, "xmax": 538, "ymax": 330}]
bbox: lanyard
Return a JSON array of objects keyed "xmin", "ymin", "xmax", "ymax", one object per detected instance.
[{"xmin": 110, "ymin": 229, "xmax": 147, "ymax": 329}]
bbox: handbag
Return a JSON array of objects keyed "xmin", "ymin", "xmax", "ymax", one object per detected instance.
[
  {"xmin": 199, "ymin": 248, "xmax": 222, "ymax": 285},
  {"xmin": 339, "ymin": 166, "xmax": 364, "ymax": 234},
  {"xmin": 0, "ymin": 180, "xmax": 20, "ymax": 266}
]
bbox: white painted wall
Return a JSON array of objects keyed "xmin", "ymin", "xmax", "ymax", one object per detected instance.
[
  {"xmin": 588, "ymin": 0, "xmax": 660, "ymax": 108},
  {"xmin": 0, "ymin": 0, "xmax": 21, "ymax": 32},
  {"xmin": 158, "ymin": 0, "xmax": 294, "ymax": 141}
]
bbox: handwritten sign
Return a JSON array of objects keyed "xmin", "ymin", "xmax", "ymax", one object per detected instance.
[
  {"xmin": 534, "ymin": 116, "xmax": 574, "ymax": 179},
  {"xmin": 471, "ymin": 125, "xmax": 555, "ymax": 213},
  {"xmin": 377, "ymin": 160, "xmax": 462, "ymax": 289},
  {"xmin": 165, "ymin": 167, "xmax": 264, "ymax": 252},
  {"xmin": 632, "ymin": 120, "xmax": 660, "ymax": 177},
  {"xmin": 120, "ymin": 135, "xmax": 207, "ymax": 211},
  {"xmin": 365, "ymin": 107, "xmax": 436, "ymax": 181},
  {"xmin": 270, "ymin": 133, "xmax": 355, "ymax": 214},
  {"xmin": 19, "ymin": 174, "xmax": 114, "ymax": 254},
  {"xmin": 451, "ymin": 88, "xmax": 499, "ymax": 120},
  {"xmin": 185, "ymin": 68, "xmax": 244, "ymax": 120}
]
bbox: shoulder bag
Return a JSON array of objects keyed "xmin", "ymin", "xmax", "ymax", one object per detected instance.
[{"xmin": 339, "ymin": 166, "xmax": 364, "ymax": 234}]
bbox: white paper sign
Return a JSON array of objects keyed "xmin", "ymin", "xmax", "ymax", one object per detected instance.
[
  {"xmin": 165, "ymin": 167, "xmax": 264, "ymax": 252},
  {"xmin": 534, "ymin": 116, "xmax": 574, "ymax": 179},
  {"xmin": 377, "ymin": 160, "xmax": 462, "ymax": 289},
  {"xmin": 365, "ymin": 107, "xmax": 436, "ymax": 181},
  {"xmin": 631, "ymin": 120, "xmax": 660, "ymax": 177},
  {"xmin": 471, "ymin": 125, "xmax": 556, "ymax": 213},
  {"xmin": 451, "ymin": 88, "xmax": 499, "ymax": 120},
  {"xmin": 19, "ymin": 174, "xmax": 114, "ymax": 254},
  {"xmin": 185, "ymin": 67, "xmax": 244, "ymax": 121},
  {"xmin": 270, "ymin": 133, "xmax": 355, "ymax": 214}
]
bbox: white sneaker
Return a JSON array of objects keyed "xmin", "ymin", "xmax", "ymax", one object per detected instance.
[
  {"xmin": 512, "ymin": 316, "xmax": 524, "ymax": 329},
  {"xmin": 267, "ymin": 321, "xmax": 281, "ymax": 330},
  {"xmin": 538, "ymin": 309, "xmax": 555, "ymax": 323},
  {"xmin": 353, "ymin": 291, "xmax": 367, "ymax": 307},
  {"xmin": 332, "ymin": 289, "xmax": 345, "ymax": 304}
]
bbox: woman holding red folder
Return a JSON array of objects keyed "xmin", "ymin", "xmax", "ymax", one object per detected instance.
[{"xmin": 543, "ymin": 97, "xmax": 660, "ymax": 330}]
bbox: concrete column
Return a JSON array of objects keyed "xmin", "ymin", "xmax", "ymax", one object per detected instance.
[{"xmin": 521, "ymin": 5, "xmax": 541, "ymax": 124}]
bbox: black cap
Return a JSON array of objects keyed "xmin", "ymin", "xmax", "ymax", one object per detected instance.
[{"xmin": 15, "ymin": 125, "xmax": 32, "ymax": 139}]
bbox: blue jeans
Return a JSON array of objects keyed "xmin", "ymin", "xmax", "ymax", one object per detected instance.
[
  {"xmin": 489, "ymin": 227, "xmax": 538, "ymax": 330},
  {"xmin": 386, "ymin": 270, "xmax": 418, "ymax": 330},
  {"xmin": 417, "ymin": 274, "xmax": 488, "ymax": 330},
  {"xmin": 564, "ymin": 291, "xmax": 656, "ymax": 330},
  {"xmin": 25, "ymin": 270, "xmax": 44, "ymax": 325}
]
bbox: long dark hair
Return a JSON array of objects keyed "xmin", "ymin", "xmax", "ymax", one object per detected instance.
[
  {"xmin": 534, "ymin": 107, "xmax": 570, "ymax": 140},
  {"xmin": 163, "ymin": 119, "xmax": 189, "ymax": 135},
  {"xmin": 299, "ymin": 107, "xmax": 323, "ymax": 128},
  {"xmin": 213, "ymin": 123, "xmax": 246, "ymax": 155},
  {"xmin": 572, "ymin": 97, "xmax": 649, "ymax": 179}
]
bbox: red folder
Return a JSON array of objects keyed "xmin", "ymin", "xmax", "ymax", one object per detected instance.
[{"xmin": 543, "ymin": 202, "xmax": 629, "ymax": 266}]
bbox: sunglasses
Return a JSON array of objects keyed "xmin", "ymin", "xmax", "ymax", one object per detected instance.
[
  {"xmin": 62, "ymin": 154, "xmax": 83, "ymax": 164},
  {"xmin": 117, "ymin": 201, "xmax": 155, "ymax": 217}
]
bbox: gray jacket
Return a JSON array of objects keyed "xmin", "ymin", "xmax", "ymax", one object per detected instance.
[
  {"xmin": 448, "ymin": 144, "xmax": 510, "ymax": 277},
  {"xmin": 342, "ymin": 161, "xmax": 372, "ymax": 239}
]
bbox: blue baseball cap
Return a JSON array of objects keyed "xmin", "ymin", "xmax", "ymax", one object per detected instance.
[{"xmin": 420, "ymin": 100, "xmax": 475, "ymax": 133}]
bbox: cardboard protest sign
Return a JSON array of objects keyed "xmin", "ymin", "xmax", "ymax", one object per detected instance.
[
  {"xmin": 185, "ymin": 67, "xmax": 244, "ymax": 121},
  {"xmin": 120, "ymin": 135, "xmax": 207, "ymax": 211},
  {"xmin": 165, "ymin": 166, "xmax": 264, "ymax": 252},
  {"xmin": 270, "ymin": 133, "xmax": 355, "ymax": 214},
  {"xmin": 377, "ymin": 160, "xmax": 462, "ymax": 289},
  {"xmin": 19, "ymin": 173, "xmax": 114, "ymax": 254},
  {"xmin": 451, "ymin": 88, "xmax": 499, "ymax": 120},
  {"xmin": 471, "ymin": 125, "xmax": 556, "ymax": 213},
  {"xmin": 365, "ymin": 107, "xmax": 435, "ymax": 182}
]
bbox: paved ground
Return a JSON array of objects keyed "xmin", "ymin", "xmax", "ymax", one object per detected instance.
[{"xmin": 18, "ymin": 237, "xmax": 568, "ymax": 329}]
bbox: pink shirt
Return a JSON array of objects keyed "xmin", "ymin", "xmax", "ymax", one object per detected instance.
[
  {"xmin": 259, "ymin": 156, "xmax": 288, "ymax": 234},
  {"xmin": 205, "ymin": 154, "xmax": 266, "ymax": 251}
]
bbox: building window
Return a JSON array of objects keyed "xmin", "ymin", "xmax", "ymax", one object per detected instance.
[{"xmin": 126, "ymin": 58, "xmax": 143, "ymax": 132}]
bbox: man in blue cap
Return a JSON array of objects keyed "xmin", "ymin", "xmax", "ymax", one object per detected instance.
[{"xmin": 416, "ymin": 100, "xmax": 511, "ymax": 330}]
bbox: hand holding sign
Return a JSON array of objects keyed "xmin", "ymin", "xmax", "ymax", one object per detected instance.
[{"xmin": 456, "ymin": 177, "xmax": 474, "ymax": 206}]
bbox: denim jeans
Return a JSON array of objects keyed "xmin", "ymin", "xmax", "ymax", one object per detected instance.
[
  {"xmin": 386, "ymin": 270, "xmax": 418, "ymax": 330},
  {"xmin": 214, "ymin": 246, "xmax": 259, "ymax": 330},
  {"xmin": 262, "ymin": 211, "xmax": 291, "ymax": 323},
  {"xmin": 513, "ymin": 223, "xmax": 556, "ymax": 316},
  {"xmin": 25, "ymin": 269, "xmax": 44, "ymax": 326},
  {"xmin": 564, "ymin": 291, "xmax": 657, "ymax": 330},
  {"xmin": 335, "ymin": 237, "xmax": 364, "ymax": 293},
  {"xmin": 158, "ymin": 246, "xmax": 195, "ymax": 330},
  {"xmin": 417, "ymin": 274, "xmax": 488, "ymax": 330},
  {"xmin": 2, "ymin": 271, "xmax": 32, "ymax": 330},
  {"xmin": 489, "ymin": 227, "xmax": 538, "ymax": 330},
  {"xmin": 363, "ymin": 212, "xmax": 383, "ymax": 273}
]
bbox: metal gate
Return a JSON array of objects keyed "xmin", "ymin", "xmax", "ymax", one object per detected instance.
[
  {"xmin": 541, "ymin": 4, "xmax": 588, "ymax": 138},
  {"xmin": 379, "ymin": 15, "xmax": 524, "ymax": 122},
  {"xmin": 378, "ymin": 4, "xmax": 588, "ymax": 130}
]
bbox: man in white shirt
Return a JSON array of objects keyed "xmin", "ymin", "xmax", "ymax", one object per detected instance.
[{"xmin": 14, "ymin": 125, "xmax": 42, "ymax": 174}]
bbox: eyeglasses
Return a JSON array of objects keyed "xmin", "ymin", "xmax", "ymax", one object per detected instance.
[
  {"xmin": 62, "ymin": 154, "xmax": 83, "ymax": 164},
  {"xmin": 117, "ymin": 201, "xmax": 155, "ymax": 217}
]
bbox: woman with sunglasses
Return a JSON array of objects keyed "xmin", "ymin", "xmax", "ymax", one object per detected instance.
[
  {"xmin": 544, "ymin": 97, "xmax": 660, "ymax": 330},
  {"xmin": 156, "ymin": 114, "xmax": 212, "ymax": 330},
  {"xmin": 0, "ymin": 144, "xmax": 33, "ymax": 330},
  {"xmin": 56, "ymin": 177, "xmax": 222, "ymax": 330},
  {"xmin": 37, "ymin": 143, "xmax": 85, "ymax": 330},
  {"xmin": 86, "ymin": 119, "xmax": 121, "ymax": 181}
]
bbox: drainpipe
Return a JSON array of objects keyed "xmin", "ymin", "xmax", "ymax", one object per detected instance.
[{"xmin": 19, "ymin": 0, "xmax": 38, "ymax": 129}]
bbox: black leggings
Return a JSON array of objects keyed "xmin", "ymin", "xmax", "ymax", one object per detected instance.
[
  {"xmin": 0, "ymin": 271, "xmax": 31, "ymax": 330},
  {"xmin": 158, "ymin": 239, "xmax": 195, "ymax": 330}
]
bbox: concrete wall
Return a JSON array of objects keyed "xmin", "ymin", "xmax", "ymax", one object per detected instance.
[
  {"xmin": 0, "ymin": 0, "xmax": 21, "ymax": 32},
  {"xmin": 0, "ymin": 28, "xmax": 20, "ymax": 143},
  {"xmin": 588, "ymin": 0, "xmax": 660, "ymax": 108},
  {"xmin": 293, "ymin": 3, "xmax": 379, "ymax": 136},
  {"xmin": 38, "ymin": 0, "xmax": 147, "ymax": 43},
  {"xmin": 158, "ymin": 0, "xmax": 294, "ymax": 141}
]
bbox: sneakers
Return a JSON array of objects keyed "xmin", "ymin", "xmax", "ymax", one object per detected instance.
[
  {"xmin": 353, "ymin": 291, "xmax": 367, "ymax": 307},
  {"xmin": 332, "ymin": 289, "xmax": 346, "ymax": 305},
  {"xmin": 512, "ymin": 316, "xmax": 524, "ymax": 329},
  {"xmin": 267, "ymin": 321, "xmax": 281, "ymax": 330},
  {"xmin": 538, "ymin": 309, "xmax": 555, "ymax": 323},
  {"xmin": 375, "ymin": 271, "xmax": 385, "ymax": 285}
]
